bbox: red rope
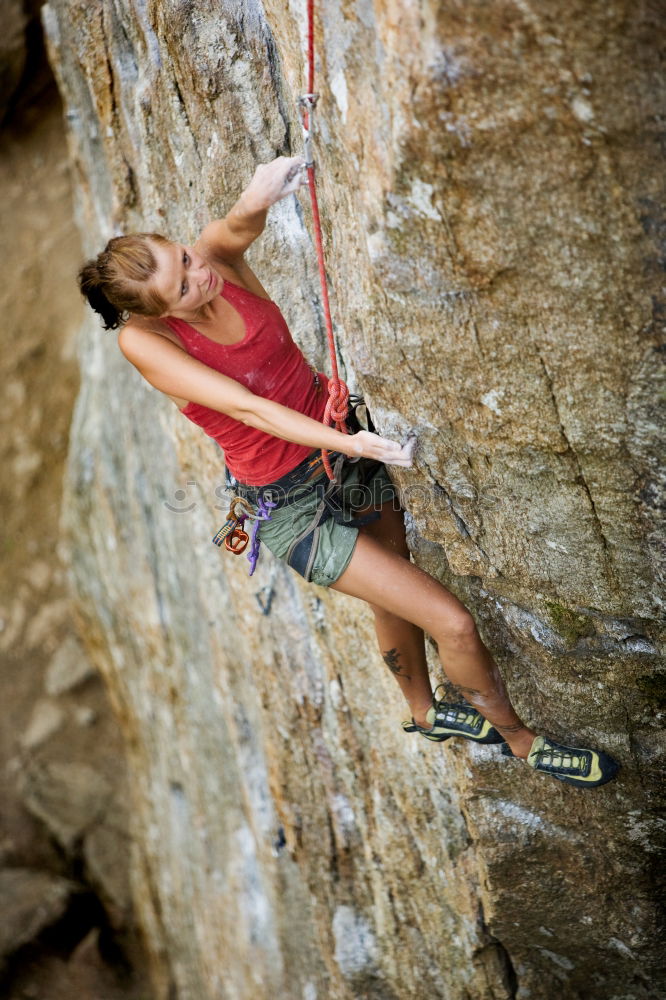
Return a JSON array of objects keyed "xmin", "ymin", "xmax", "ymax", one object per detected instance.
[
  {"xmin": 302, "ymin": 0, "xmax": 349, "ymax": 480},
  {"xmin": 307, "ymin": 0, "xmax": 315, "ymax": 95}
]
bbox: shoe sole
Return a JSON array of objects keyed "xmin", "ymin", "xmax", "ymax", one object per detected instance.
[{"xmin": 404, "ymin": 725, "xmax": 504, "ymax": 745}]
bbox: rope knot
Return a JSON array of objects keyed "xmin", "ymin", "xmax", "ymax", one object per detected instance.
[{"xmin": 326, "ymin": 377, "xmax": 350, "ymax": 428}]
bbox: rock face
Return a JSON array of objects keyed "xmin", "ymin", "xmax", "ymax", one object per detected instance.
[
  {"xmin": 0, "ymin": 67, "xmax": 150, "ymax": 997},
  {"xmin": 43, "ymin": 2, "xmax": 664, "ymax": 999}
]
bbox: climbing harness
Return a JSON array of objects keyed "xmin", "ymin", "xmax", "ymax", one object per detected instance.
[
  {"xmin": 217, "ymin": 399, "xmax": 378, "ymax": 580},
  {"xmin": 212, "ymin": 397, "xmax": 376, "ymax": 577},
  {"xmin": 213, "ymin": 396, "xmax": 381, "ymax": 580},
  {"xmin": 282, "ymin": 452, "xmax": 380, "ymax": 581},
  {"xmin": 297, "ymin": 0, "xmax": 351, "ymax": 481}
]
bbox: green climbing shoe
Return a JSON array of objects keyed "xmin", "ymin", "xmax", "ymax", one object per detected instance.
[
  {"xmin": 502, "ymin": 735, "xmax": 619, "ymax": 788},
  {"xmin": 402, "ymin": 691, "xmax": 503, "ymax": 745}
]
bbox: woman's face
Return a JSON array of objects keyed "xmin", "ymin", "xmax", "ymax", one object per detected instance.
[{"xmin": 150, "ymin": 240, "xmax": 221, "ymax": 317}]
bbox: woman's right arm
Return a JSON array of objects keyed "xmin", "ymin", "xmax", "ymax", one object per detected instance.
[
  {"xmin": 197, "ymin": 157, "xmax": 306, "ymax": 265},
  {"xmin": 118, "ymin": 326, "xmax": 414, "ymax": 467}
]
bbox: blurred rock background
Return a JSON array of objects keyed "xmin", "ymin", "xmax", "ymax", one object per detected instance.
[
  {"xmin": 0, "ymin": 1, "xmax": 151, "ymax": 996},
  {"xmin": 1, "ymin": 1, "xmax": 664, "ymax": 999}
]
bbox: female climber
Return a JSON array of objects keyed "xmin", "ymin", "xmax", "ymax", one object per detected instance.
[{"xmin": 78, "ymin": 155, "xmax": 618, "ymax": 789}]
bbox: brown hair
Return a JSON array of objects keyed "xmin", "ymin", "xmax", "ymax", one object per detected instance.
[{"xmin": 77, "ymin": 233, "xmax": 172, "ymax": 330}]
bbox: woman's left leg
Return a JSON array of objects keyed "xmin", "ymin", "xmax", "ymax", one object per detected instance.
[{"xmin": 331, "ymin": 502, "xmax": 537, "ymax": 757}]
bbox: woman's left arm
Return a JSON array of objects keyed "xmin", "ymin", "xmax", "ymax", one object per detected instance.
[{"xmin": 197, "ymin": 156, "xmax": 306, "ymax": 264}]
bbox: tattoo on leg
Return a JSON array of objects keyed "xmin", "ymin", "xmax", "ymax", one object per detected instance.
[{"xmin": 382, "ymin": 648, "xmax": 412, "ymax": 681}]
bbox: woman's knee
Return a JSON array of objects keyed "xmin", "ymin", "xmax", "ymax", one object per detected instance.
[{"xmin": 435, "ymin": 609, "xmax": 480, "ymax": 651}]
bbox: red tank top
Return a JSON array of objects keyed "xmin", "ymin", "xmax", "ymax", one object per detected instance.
[{"xmin": 164, "ymin": 279, "xmax": 327, "ymax": 485}]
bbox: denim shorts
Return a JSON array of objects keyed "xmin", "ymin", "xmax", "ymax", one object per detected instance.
[{"xmin": 240, "ymin": 455, "xmax": 397, "ymax": 587}]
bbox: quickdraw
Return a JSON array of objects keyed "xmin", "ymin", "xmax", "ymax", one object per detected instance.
[
  {"xmin": 212, "ymin": 496, "xmax": 254, "ymax": 554},
  {"xmin": 212, "ymin": 494, "xmax": 276, "ymax": 575}
]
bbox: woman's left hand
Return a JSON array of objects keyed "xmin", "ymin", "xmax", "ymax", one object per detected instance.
[
  {"xmin": 350, "ymin": 431, "xmax": 416, "ymax": 468},
  {"xmin": 241, "ymin": 156, "xmax": 307, "ymax": 211}
]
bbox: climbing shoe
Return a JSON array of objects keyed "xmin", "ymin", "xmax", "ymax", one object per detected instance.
[
  {"xmin": 402, "ymin": 691, "xmax": 504, "ymax": 745},
  {"xmin": 501, "ymin": 735, "xmax": 619, "ymax": 788}
]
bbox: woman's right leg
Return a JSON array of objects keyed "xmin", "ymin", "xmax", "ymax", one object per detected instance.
[
  {"xmin": 367, "ymin": 603, "xmax": 434, "ymax": 728},
  {"xmin": 331, "ymin": 528, "xmax": 537, "ymax": 758}
]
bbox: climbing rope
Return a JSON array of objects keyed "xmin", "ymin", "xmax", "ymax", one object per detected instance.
[{"xmin": 297, "ymin": 0, "xmax": 350, "ymax": 480}]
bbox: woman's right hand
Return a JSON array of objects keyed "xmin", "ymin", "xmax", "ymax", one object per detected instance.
[
  {"xmin": 241, "ymin": 156, "xmax": 307, "ymax": 212},
  {"xmin": 349, "ymin": 430, "xmax": 416, "ymax": 468}
]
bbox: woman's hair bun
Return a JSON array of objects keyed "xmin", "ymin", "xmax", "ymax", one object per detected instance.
[{"xmin": 78, "ymin": 258, "xmax": 124, "ymax": 329}]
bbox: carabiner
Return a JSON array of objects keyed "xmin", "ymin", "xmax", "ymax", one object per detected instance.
[{"xmin": 225, "ymin": 527, "xmax": 249, "ymax": 554}]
